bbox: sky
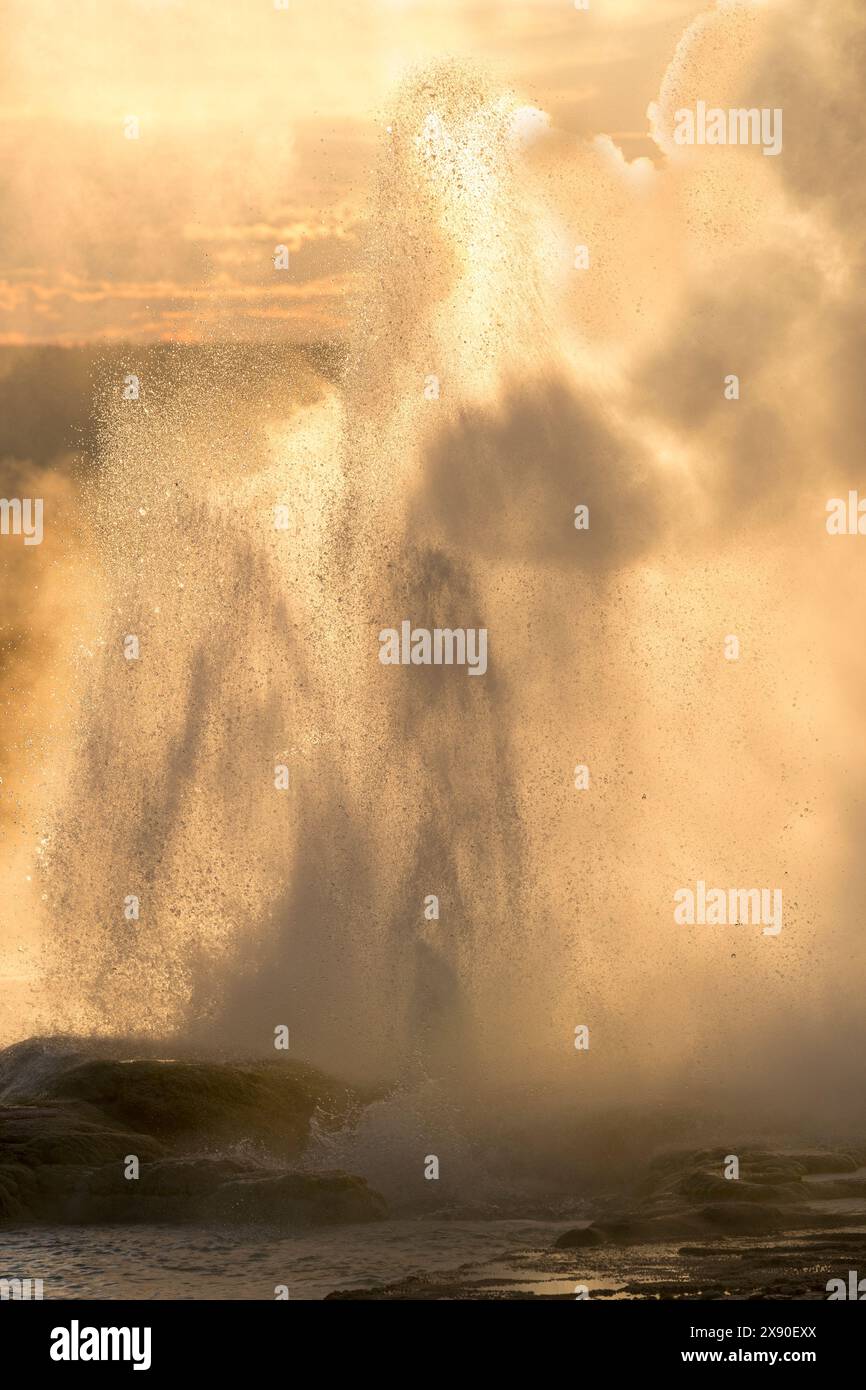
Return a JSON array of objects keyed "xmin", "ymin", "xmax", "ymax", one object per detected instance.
[{"xmin": 0, "ymin": 0, "xmax": 699, "ymax": 344}]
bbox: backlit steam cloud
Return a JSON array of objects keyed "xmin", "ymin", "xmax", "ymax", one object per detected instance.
[{"xmin": 1, "ymin": 1, "xmax": 865, "ymax": 1169}]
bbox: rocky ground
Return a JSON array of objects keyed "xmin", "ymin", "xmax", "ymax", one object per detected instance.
[
  {"xmin": 3, "ymin": 1037, "xmax": 865, "ymax": 1300},
  {"xmin": 328, "ymin": 1146, "xmax": 866, "ymax": 1298},
  {"xmin": 0, "ymin": 1037, "xmax": 385, "ymax": 1226},
  {"xmin": 327, "ymin": 1227, "xmax": 866, "ymax": 1299}
]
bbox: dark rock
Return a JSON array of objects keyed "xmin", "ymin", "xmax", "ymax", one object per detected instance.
[
  {"xmin": 699, "ymin": 1201, "xmax": 787, "ymax": 1234},
  {"xmin": 0, "ymin": 1038, "xmax": 369, "ymax": 1158},
  {"xmin": 554, "ymin": 1224, "xmax": 605, "ymax": 1249},
  {"xmin": 207, "ymin": 1169, "xmax": 387, "ymax": 1226},
  {"xmin": 0, "ymin": 1102, "xmax": 164, "ymax": 1168},
  {"xmin": 678, "ymin": 1171, "xmax": 804, "ymax": 1204},
  {"xmin": 786, "ymin": 1151, "xmax": 860, "ymax": 1175},
  {"xmin": 0, "ymin": 1037, "xmax": 387, "ymax": 1228}
]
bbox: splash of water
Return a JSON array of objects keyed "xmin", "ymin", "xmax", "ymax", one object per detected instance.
[
  {"xmin": 35, "ymin": 69, "xmax": 560, "ymax": 1090},
  {"xmin": 25, "ymin": 56, "xmax": 866, "ymax": 1164}
]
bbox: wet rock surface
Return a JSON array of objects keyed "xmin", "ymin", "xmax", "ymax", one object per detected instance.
[
  {"xmin": 328, "ymin": 1145, "xmax": 866, "ymax": 1300},
  {"xmin": 551, "ymin": 1145, "xmax": 866, "ymax": 1250},
  {"xmin": 0, "ymin": 1038, "xmax": 385, "ymax": 1227},
  {"xmin": 327, "ymin": 1226, "xmax": 866, "ymax": 1299}
]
